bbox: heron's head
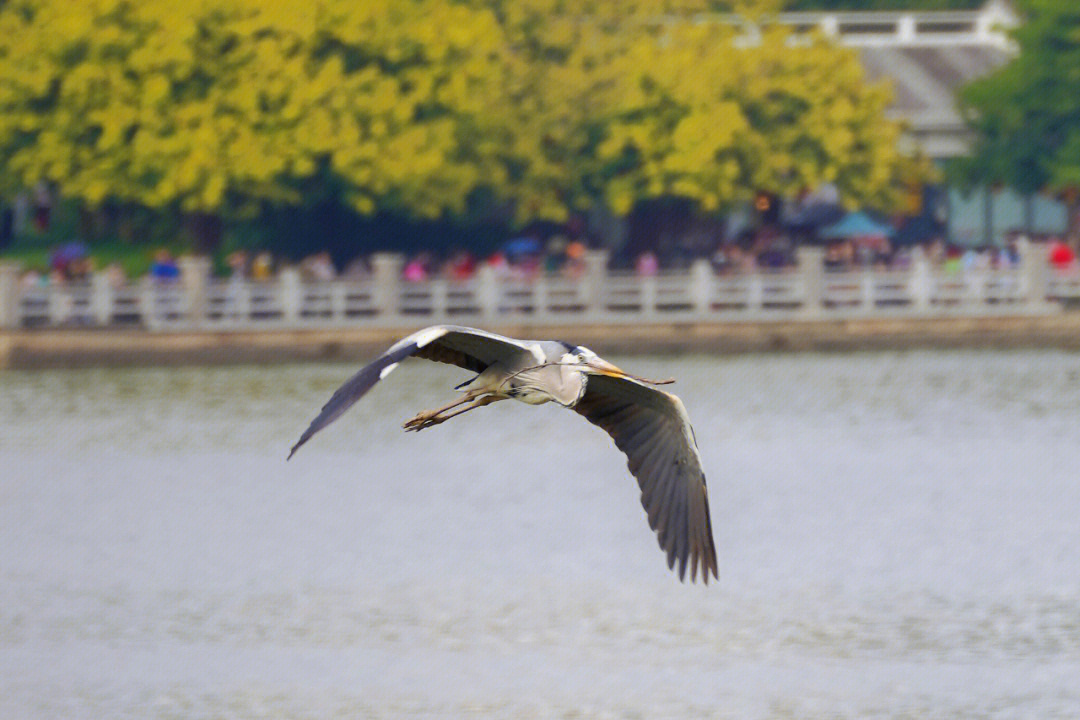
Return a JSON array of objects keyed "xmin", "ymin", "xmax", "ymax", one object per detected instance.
[
  {"xmin": 566, "ymin": 345, "xmax": 629, "ymax": 379},
  {"xmin": 561, "ymin": 343, "xmax": 675, "ymax": 386}
]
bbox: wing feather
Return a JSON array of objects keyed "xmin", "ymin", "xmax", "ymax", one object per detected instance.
[
  {"xmin": 630, "ymin": 434, "xmax": 665, "ymax": 475},
  {"xmin": 650, "ymin": 460, "xmax": 679, "ymax": 531},
  {"xmin": 288, "ymin": 325, "xmax": 532, "ymax": 459},
  {"xmin": 658, "ymin": 466, "xmax": 681, "ymax": 544},
  {"xmin": 573, "ymin": 372, "xmax": 718, "ymax": 583}
]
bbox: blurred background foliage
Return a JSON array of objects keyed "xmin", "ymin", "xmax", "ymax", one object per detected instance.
[
  {"xmin": 954, "ymin": 0, "xmax": 1080, "ymax": 204},
  {"xmin": 0, "ymin": 0, "xmax": 929, "ymax": 263}
]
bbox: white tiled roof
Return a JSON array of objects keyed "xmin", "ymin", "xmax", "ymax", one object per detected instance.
[{"xmin": 778, "ymin": 1, "xmax": 1018, "ymax": 158}]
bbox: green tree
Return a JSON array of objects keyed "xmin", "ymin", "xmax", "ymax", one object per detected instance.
[
  {"xmin": 957, "ymin": 0, "xmax": 1080, "ymax": 235},
  {"xmin": 0, "ymin": 0, "xmax": 926, "ymax": 249}
]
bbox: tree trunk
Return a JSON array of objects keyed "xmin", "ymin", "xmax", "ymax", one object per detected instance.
[
  {"xmin": 78, "ymin": 206, "xmax": 95, "ymax": 240},
  {"xmin": 187, "ymin": 213, "xmax": 223, "ymax": 253}
]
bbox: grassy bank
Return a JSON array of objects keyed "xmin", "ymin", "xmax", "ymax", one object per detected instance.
[{"xmin": 0, "ymin": 234, "xmax": 194, "ymax": 278}]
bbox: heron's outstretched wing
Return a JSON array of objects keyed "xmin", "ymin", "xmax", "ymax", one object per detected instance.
[
  {"xmin": 573, "ymin": 372, "xmax": 718, "ymax": 583},
  {"xmin": 288, "ymin": 325, "xmax": 537, "ymax": 459}
]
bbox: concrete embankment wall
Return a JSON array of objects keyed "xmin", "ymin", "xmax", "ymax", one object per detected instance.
[{"xmin": 4, "ymin": 314, "xmax": 1080, "ymax": 370}]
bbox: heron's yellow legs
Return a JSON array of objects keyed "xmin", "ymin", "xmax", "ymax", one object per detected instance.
[{"xmin": 403, "ymin": 393, "xmax": 504, "ymax": 432}]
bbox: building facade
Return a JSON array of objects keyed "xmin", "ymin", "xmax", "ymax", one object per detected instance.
[{"xmin": 779, "ymin": 0, "xmax": 1066, "ymax": 245}]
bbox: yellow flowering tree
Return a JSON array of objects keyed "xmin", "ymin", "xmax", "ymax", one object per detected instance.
[
  {"xmin": 499, "ymin": 0, "xmax": 925, "ymax": 217},
  {"xmin": 0, "ymin": 0, "xmax": 514, "ymax": 244},
  {"xmin": 0, "ymin": 0, "xmax": 926, "ymax": 246}
]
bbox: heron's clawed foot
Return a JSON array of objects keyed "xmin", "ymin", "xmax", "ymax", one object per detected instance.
[
  {"xmin": 402, "ymin": 393, "xmax": 498, "ymax": 432},
  {"xmin": 402, "ymin": 410, "xmax": 445, "ymax": 432}
]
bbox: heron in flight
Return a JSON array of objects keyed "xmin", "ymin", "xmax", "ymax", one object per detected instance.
[{"xmin": 289, "ymin": 325, "xmax": 718, "ymax": 583}]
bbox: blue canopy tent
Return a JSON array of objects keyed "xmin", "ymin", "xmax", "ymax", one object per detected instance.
[
  {"xmin": 502, "ymin": 235, "xmax": 542, "ymax": 258},
  {"xmin": 819, "ymin": 211, "xmax": 895, "ymax": 240}
]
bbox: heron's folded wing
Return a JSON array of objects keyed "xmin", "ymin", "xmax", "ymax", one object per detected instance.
[
  {"xmin": 288, "ymin": 325, "xmax": 532, "ymax": 459},
  {"xmin": 573, "ymin": 373, "xmax": 718, "ymax": 583}
]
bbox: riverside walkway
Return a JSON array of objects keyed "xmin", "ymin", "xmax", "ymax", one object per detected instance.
[
  {"xmin": 3, "ymin": 247, "xmax": 1079, "ymax": 332},
  {"xmin": 3, "ymin": 245, "xmax": 1080, "ymax": 368}
]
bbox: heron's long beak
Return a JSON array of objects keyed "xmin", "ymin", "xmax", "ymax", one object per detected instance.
[
  {"xmin": 584, "ymin": 358, "xmax": 675, "ymax": 386},
  {"xmin": 586, "ymin": 358, "xmax": 630, "ymax": 378}
]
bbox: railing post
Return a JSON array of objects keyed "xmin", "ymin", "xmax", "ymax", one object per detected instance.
[
  {"xmin": 279, "ymin": 267, "xmax": 302, "ymax": 326},
  {"xmin": 534, "ymin": 276, "xmax": 549, "ymax": 321},
  {"xmin": 430, "ymin": 278, "xmax": 448, "ymax": 322},
  {"xmin": 48, "ymin": 281, "xmax": 70, "ymax": 326},
  {"xmin": 860, "ymin": 269, "xmax": 875, "ymax": 313},
  {"xmin": 747, "ymin": 271, "xmax": 764, "ymax": 312},
  {"xmin": 690, "ymin": 259, "xmax": 713, "ymax": 315},
  {"xmin": 898, "ymin": 13, "xmax": 916, "ymax": 42},
  {"xmin": 140, "ymin": 276, "xmax": 162, "ymax": 331},
  {"xmin": 977, "ymin": 0, "xmax": 1018, "ymax": 50},
  {"xmin": 796, "ymin": 246, "xmax": 824, "ymax": 318},
  {"xmin": 965, "ymin": 267, "xmax": 987, "ymax": 308},
  {"xmin": 371, "ymin": 253, "xmax": 404, "ymax": 322},
  {"xmin": 90, "ymin": 270, "xmax": 113, "ymax": 326},
  {"xmin": 233, "ymin": 280, "xmax": 251, "ymax": 325},
  {"xmin": 910, "ymin": 248, "xmax": 932, "ymax": 314},
  {"xmin": 819, "ymin": 14, "xmax": 839, "ymax": 38},
  {"xmin": 641, "ymin": 276, "xmax": 657, "ymax": 320},
  {"xmin": 476, "ymin": 265, "xmax": 498, "ymax": 323},
  {"xmin": 1018, "ymin": 236, "xmax": 1051, "ymax": 312},
  {"xmin": 330, "ymin": 281, "xmax": 347, "ymax": 321},
  {"xmin": 179, "ymin": 256, "xmax": 210, "ymax": 328},
  {"xmin": 583, "ymin": 249, "xmax": 610, "ymax": 319},
  {"xmin": 0, "ymin": 261, "xmax": 20, "ymax": 329}
]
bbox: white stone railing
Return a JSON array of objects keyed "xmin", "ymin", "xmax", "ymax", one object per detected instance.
[
  {"xmin": 774, "ymin": 2, "xmax": 1017, "ymax": 49},
  {"xmin": 2, "ymin": 245, "xmax": 1078, "ymax": 332}
]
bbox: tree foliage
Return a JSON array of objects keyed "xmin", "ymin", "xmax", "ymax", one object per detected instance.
[
  {"xmin": 483, "ymin": 0, "xmax": 922, "ymax": 216},
  {"xmin": 0, "ymin": 0, "xmax": 509, "ymax": 219},
  {"xmin": 957, "ymin": 0, "xmax": 1080, "ymax": 228},
  {"xmin": 0, "ymin": 0, "xmax": 923, "ymax": 234}
]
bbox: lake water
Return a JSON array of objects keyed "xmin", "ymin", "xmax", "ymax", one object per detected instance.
[{"xmin": 3, "ymin": 349, "xmax": 1080, "ymax": 718}]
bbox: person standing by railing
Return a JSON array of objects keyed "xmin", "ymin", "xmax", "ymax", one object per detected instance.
[
  {"xmin": 300, "ymin": 251, "xmax": 336, "ymax": 282},
  {"xmin": 146, "ymin": 249, "xmax": 181, "ymax": 323},
  {"xmin": 250, "ymin": 251, "xmax": 274, "ymax": 281},
  {"xmin": 149, "ymin": 249, "xmax": 180, "ymax": 284},
  {"xmin": 402, "ymin": 253, "xmax": 431, "ymax": 282},
  {"xmin": 443, "ymin": 249, "xmax": 475, "ymax": 282},
  {"xmin": 562, "ymin": 241, "xmax": 586, "ymax": 280},
  {"xmin": 1047, "ymin": 237, "xmax": 1076, "ymax": 271},
  {"xmin": 635, "ymin": 250, "xmax": 659, "ymax": 277}
]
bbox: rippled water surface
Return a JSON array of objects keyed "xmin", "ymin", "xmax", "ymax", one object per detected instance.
[{"xmin": 3, "ymin": 349, "xmax": 1080, "ymax": 718}]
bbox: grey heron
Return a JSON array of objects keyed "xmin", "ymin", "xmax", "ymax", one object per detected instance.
[{"xmin": 289, "ymin": 325, "xmax": 718, "ymax": 583}]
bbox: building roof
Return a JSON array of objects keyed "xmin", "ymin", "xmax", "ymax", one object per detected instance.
[
  {"xmin": 778, "ymin": 1, "xmax": 1018, "ymax": 158},
  {"xmin": 859, "ymin": 45, "xmax": 1011, "ymax": 157}
]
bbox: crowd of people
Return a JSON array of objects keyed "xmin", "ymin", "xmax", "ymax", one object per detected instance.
[
  {"xmin": 393, "ymin": 237, "xmax": 594, "ymax": 284},
  {"xmin": 15, "ymin": 228, "xmax": 1080, "ymax": 292}
]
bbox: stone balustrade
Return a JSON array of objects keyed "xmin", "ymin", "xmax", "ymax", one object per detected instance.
[{"xmin": 3, "ymin": 245, "xmax": 1078, "ymax": 333}]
